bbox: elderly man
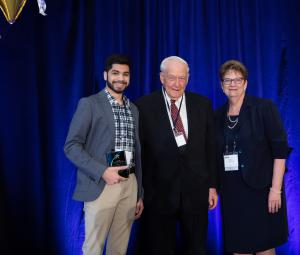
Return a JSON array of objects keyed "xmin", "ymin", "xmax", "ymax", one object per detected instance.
[{"xmin": 136, "ymin": 56, "xmax": 218, "ymax": 255}]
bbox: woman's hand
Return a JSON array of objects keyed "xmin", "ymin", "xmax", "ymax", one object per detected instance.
[{"xmin": 268, "ymin": 188, "xmax": 281, "ymax": 213}]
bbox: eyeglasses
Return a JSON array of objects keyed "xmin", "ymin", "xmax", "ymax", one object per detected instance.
[{"xmin": 222, "ymin": 77, "xmax": 244, "ymax": 85}]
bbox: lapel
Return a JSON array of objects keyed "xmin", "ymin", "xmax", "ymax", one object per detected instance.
[
  {"xmin": 238, "ymin": 95, "xmax": 258, "ymax": 141},
  {"xmin": 97, "ymin": 89, "xmax": 115, "ymax": 143},
  {"xmin": 128, "ymin": 100, "xmax": 139, "ymax": 142},
  {"xmin": 185, "ymin": 93, "xmax": 193, "ymax": 144},
  {"xmin": 235, "ymin": 94, "xmax": 253, "ymax": 132}
]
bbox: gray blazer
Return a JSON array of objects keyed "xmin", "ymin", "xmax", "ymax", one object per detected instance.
[{"xmin": 64, "ymin": 89, "xmax": 143, "ymax": 202}]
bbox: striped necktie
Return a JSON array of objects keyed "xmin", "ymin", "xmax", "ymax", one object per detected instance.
[{"xmin": 170, "ymin": 99, "xmax": 187, "ymax": 141}]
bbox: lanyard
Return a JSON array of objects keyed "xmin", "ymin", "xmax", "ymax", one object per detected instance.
[
  {"xmin": 162, "ymin": 88, "xmax": 184, "ymax": 130},
  {"xmin": 225, "ymin": 136, "xmax": 237, "ymax": 154},
  {"xmin": 224, "ymin": 124, "xmax": 238, "ymax": 154}
]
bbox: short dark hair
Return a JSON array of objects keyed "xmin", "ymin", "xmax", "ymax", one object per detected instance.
[
  {"xmin": 104, "ymin": 54, "xmax": 131, "ymax": 72},
  {"xmin": 219, "ymin": 60, "xmax": 248, "ymax": 80}
]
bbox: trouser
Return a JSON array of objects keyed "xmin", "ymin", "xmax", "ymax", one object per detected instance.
[
  {"xmin": 82, "ymin": 174, "xmax": 137, "ymax": 255},
  {"xmin": 141, "ymin": 208, "xmax": 208, "ymax": 255}
]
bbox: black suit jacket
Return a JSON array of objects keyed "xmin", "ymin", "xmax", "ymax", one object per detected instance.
[
  {"xmin": 215, "ymin": 94, "xmax": 291, "ymax": 190},
  {"xmin": 136, "ymin": 90, "xmax": 217, "ymax": 214}
]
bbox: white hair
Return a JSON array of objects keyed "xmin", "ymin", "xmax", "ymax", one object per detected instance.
[{"xmin": 160, "ymin": 56, "xmax": 189, "ymax": 73}]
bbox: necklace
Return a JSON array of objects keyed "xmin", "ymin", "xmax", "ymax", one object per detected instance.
[{"xmin": 227, "ymin": 115, "xmax": 239, "ymax": 129}]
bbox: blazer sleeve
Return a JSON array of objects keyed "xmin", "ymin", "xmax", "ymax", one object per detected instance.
[
  {"xmin": 262, "ymin": 100, "xmax": 291, "ymax": 159},
  {"xmin": 206, "ymin": 100, "xmax": 218, "ymax": 188},
  {"xmin": 64, "ymin": 98, "xmax": 106, "ymax": 183}
]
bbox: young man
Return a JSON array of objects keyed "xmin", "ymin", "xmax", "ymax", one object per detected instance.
[{"xmin": 64, "ymin": 54, "xmax": 143, "ymax": 255}]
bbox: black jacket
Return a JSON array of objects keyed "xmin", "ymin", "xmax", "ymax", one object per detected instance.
[
  {"xmin": 215, "ymin": 94, "xmax": 291, "ymax": 190},
  {"xmin": 136, "ymin": 90, "xmax": 217, "ymax": 213}
]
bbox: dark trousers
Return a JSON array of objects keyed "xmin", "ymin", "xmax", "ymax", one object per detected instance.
[{"xmin": 139, "ymin": 207, "xmax": 208, "ymax": 255}]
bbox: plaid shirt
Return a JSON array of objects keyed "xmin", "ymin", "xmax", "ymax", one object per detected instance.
[{"xmin": 105, "ymin": 89, "xmax": 135, "ymax": 152}]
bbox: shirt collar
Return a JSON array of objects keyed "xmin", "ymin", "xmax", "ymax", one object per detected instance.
[
  {"xmin": 161, "ymin": 86, "xmax": 184, "ymax": 106},
  {"xmin": 105, "ymin": 88, "xmax": 129, "ymax": 107}
]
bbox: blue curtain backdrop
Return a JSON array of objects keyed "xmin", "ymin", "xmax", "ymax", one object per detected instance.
[{"xmin": 0, "ymin": 0, "xmax": 300, "ymax": 254}]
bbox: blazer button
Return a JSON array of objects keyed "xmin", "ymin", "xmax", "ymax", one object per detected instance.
[
  {"xmin": 239, "ymin": 150, "xmax": 242, "ymax": 154},
  {"xmin": 241, "ymin": 164, "xmax": 244, "ymax": 168}
]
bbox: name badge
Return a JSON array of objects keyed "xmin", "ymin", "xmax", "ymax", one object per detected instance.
[
  {"xmin": 174, "ymin": 132, "xmax": 186, "ymax": 147},
  {"xmin": 223, "ymin": 153, "xmax": 239, "ymax": 171}
]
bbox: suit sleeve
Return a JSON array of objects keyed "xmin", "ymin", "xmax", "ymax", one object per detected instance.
[
  {"xmin": 64, "ymin": 98, "xmax": 106, "ymax": 183},
  {"xmin": 262, "ymin": 100, "xmax": 291, "ymax": 159},
  {"xmin": 206, "ymin": 100, "xmax": 218, "ymax": 188}
]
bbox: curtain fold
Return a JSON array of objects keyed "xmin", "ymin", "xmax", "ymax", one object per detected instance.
[{"xmin": 0, "ymin": 0, "xmax": 299, "ymax": 254}]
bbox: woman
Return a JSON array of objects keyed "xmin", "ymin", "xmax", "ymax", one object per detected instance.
[{"xmin": 215, "ymin": 60, "xmax": 291, "ymax": 255}]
